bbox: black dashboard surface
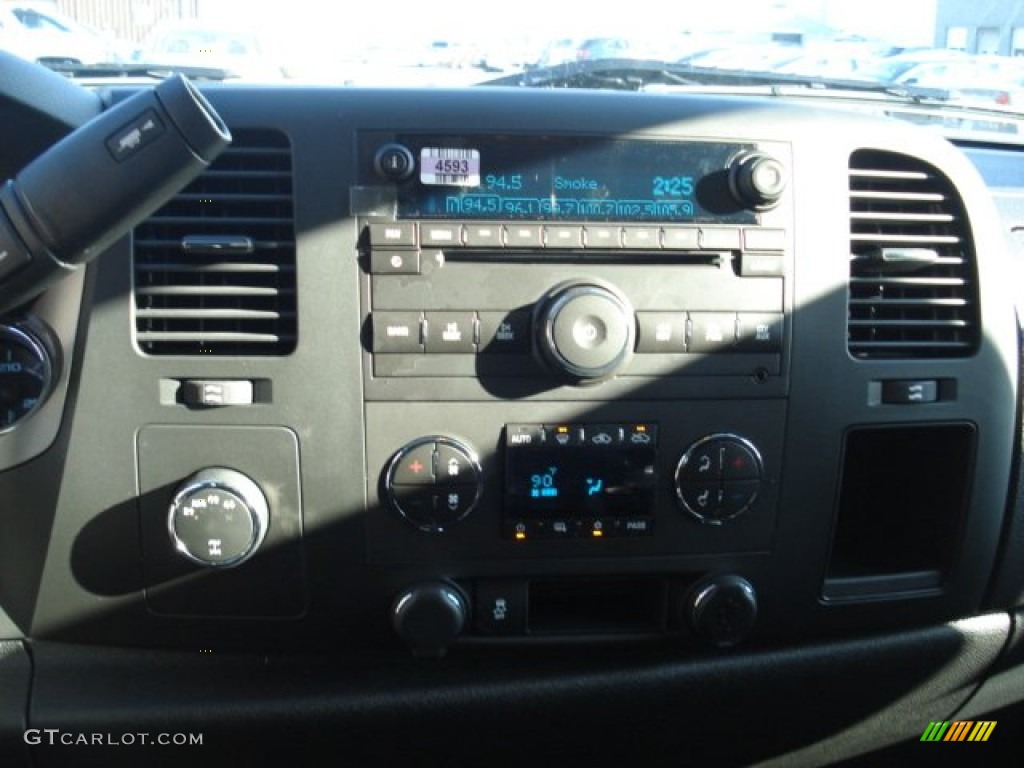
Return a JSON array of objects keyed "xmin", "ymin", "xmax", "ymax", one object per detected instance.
[{"xmin": 0, "ymin": 79, "xmax": 1022, "ymax": 765}]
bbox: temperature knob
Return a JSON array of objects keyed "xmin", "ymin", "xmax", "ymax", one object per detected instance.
[
  {"xmin": 683, "ymin": 574, "xmax": 758, "ymax": 649},
  {"xmin": 534, "ymin": 280, "xmax": 636, "ymax": 383},
  {"xmin": 383, "ymin": 436, "xmax": 482, "ymax": 533},
  {"xmin": 391, "ymin": 582, "xmax": 469, "ymax": 657},
  {"xmin": 168, "ymin": 467, "xmax": 269, "ymax": 568}
]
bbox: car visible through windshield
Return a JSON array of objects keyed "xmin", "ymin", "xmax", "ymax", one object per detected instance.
[{"xmin": 0, "ymin": 0, "xmax": 1019, "ymax": 139}]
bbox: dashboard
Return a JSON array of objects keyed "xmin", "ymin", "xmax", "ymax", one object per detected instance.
[{"xmin": 0, "ymin": 59, "xmax": 1023, "ymax": 766}]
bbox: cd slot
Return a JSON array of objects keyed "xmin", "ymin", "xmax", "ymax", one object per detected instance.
[{"xmin": 443, "ymin": 250, "xmax": 725, "ymax": 266}]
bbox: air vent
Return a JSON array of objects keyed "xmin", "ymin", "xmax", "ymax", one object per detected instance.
[
  {"xmin": 134, "ymin": 128, "xmax": 296, "ymax": 355},
  {"xmin": 848, "ymin": 149, "xmax": 978, "ymax": 359}
]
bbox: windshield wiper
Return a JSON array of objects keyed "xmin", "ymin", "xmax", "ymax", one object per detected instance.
[
  {"xmin": 481, "ymin": 58, "xmax": 952, "ymax": 103},
  {"xmin": 43, "ymin": 61, "xmax": 237, "ymax": 82}
]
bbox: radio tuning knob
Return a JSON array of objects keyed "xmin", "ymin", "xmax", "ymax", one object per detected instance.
[
  {"xmin": 533, "ymin": 280, "xmax": 636, "ymax": 383},
  {"xmin": 168, "ymin": 467, "xmax": 269, "ymax": 568},
  {"xmin": 729, "ymin": 152, "xmax": 787, "ymax": 210}
]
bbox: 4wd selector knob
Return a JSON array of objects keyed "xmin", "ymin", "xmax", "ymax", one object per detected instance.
[
  {"xmin": 168, "ymin": 467, "xmax": 269, "ymax": 568},
  {"xmin": 534, "ymin": 280, "xmax": 636, "ymax": 383}
]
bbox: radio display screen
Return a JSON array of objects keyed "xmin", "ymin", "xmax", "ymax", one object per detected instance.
[{"xmin": 396, "ymin": 135, "xmax": 756, "ymax": 223}]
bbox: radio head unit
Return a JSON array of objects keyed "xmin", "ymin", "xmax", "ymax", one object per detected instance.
[{"xmin": 385, "ymin": 135, "xmax": 766, "ymax": 222}]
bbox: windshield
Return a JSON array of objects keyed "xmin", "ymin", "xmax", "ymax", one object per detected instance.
[{"xmin": 1, "ymin": 0, "xmax": 1022, "ymax": 135}]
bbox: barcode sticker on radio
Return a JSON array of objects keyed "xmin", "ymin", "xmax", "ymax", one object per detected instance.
[{"xmin": 420, "ymin": 147, "xmax": 481, "ymax": 187}]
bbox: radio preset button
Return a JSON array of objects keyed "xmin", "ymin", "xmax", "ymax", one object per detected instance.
[
  {"xmin": 370, "ymin": 250, "xmax": 420, "ymax": 274},
  {"xmin": 736, "ymin": 313, "xmax": 783, "ymax": 352},
  {"xmin": 478, "ymin": 310, "xmax": 531, "ymax": 354},
  {"xmin": 465, "ymin": 224, "xmax": 503, "ymax": 247},
  {"xmin": 424, "ymin": 312, "xmax": 476, "ymax": 353},
  {"xmin": 421, "ymin": 223, "xmax": 464, "ymax": 247},
  {"xmin": 743, "ymin": 228, "xmax": 786, "ymax": 251},
  {"xmin": 689, "ymin": 312, "xmax": 737, "ymax": 353},
  {"xmin": 504, "ymin": 224, "xmax": 543, "ymax": 248},
  {"xmin": 372, "ymin": 312, "xmax": 423, "ymax": 353},
  {"xmin": 662, "ymin": 227, "xmax": 700, "ymax": 250},
  {"xmin": 698, "ymin": 227, "xmax": 742, "ymax": 251},
  {"xmin": 583, "ymin": 225, "xmax": 621, "ymax": 248},
  {"xmin": 622, "ymin": 226, "xmax": 661, "ymax": 249},
  {"xmin": 368, "ymin": 223, "xmax": 416, "ymax": 247},
  {"xmin": 545, "ymin": 226, "xmax": 584, "ymax": 248},
  {"xmin": 739, "ymin": 253, "xmax": 785, "ymax": 277},
  {"xmin": 636, "ymin": 312, "xmax": 688, "ymax": 353}
]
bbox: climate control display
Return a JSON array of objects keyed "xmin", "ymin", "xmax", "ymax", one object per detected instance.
[{"xmin": 504, "ymin": 423, "xmax": 657, "ymax": 540}]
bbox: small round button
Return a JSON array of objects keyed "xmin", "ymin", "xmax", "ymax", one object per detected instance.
[
  {"xmin": 535, "ymin": 281, "xmax": 636, "ymax": 382},
  {"xmin": 374, "ymin": 143, "xmax": 415, "ymax": 181}
]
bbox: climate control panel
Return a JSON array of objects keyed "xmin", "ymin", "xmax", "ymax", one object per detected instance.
[{"xmin": 383, "ymin": 436, "xmax": 483, "ymax": 532}]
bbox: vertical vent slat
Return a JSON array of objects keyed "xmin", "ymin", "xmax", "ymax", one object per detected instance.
[
  {"xmin": 847, "ymin": 150, "xmax": 979, "ymax": 359},
  {"xmin": 133, "ymin": 128, "xmax": 297, "ymax": 356}
]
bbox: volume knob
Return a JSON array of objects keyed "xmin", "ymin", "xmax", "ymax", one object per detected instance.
[
  {"xmin": 729, "ymin": 152, "xmax": 787, "ymax": 210},
  {"xmin": 534, "ymin": 280, "xmax": 635, "ymax": 383}
]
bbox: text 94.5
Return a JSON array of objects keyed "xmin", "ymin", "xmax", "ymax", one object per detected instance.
[{"xmin": 485, "ymin": 174, "xmax": 523, "ymax": 191}]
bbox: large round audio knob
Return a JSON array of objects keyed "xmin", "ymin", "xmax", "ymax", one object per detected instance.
[
  {"xmin": 729, "ymin": 152, "xmax": 787, "ymax": 209},
  {"xmin": 684, "ymin": 574, "xmax": 758, "ymax": 649},
  {"xmin": 391, "ymin": 582, "xmax": 469, "ymax": 657},
  {"xmin": 168, "ymin": 467, "xmax": 269, "ymax": 568},
  {"xmin": 534, "ymin": 280, "xmax": 636, "ymax": 383}
]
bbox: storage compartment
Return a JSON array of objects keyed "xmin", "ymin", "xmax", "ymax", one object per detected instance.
[
  {"xmin": 528, "ymin": 577, "xmax": 667, "ymax": 634},
  {"xmin": 823, "ymin": 424, "xmax": 975, "ymax": 600}
]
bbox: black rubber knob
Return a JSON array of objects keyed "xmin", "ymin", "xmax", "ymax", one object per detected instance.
[
  {"xmin": 534, "ymin": 280, "xmax": 635, "ymax": 383},
  {"xmin": 391, "ymin": 582, "xmax": 469, "ymax": 657},
  {"xmin": 730, "ymin": 153, "xmax": 787, "ymax": 209},
  {"xmin": 685, "ymin": 574, "xmax": 758, "ymax": 649}
]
